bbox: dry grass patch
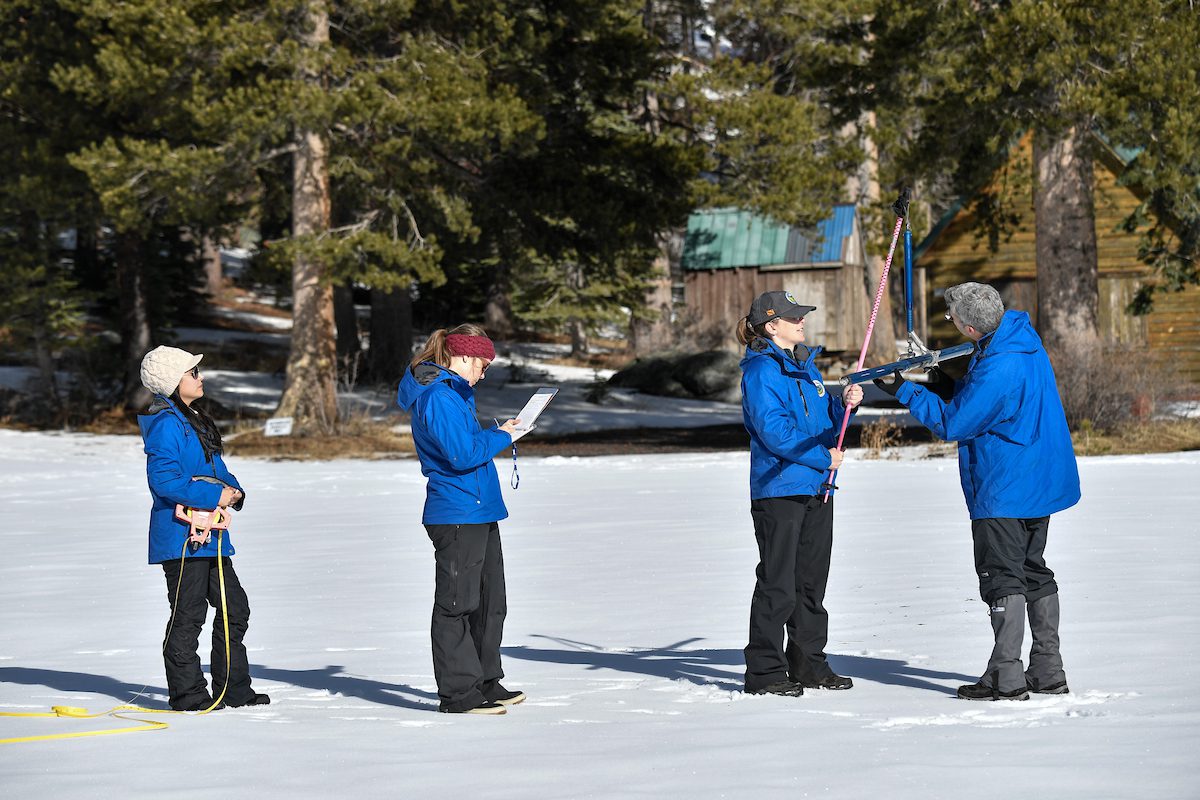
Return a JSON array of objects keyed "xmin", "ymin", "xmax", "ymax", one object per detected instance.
[
  {"xmin": 1072, "ymin": 418, "xmax": 1200, "ymax": 457},
  {"xmin": 859, "ymin": 418, "xmax": 904, "ymax": 459},
  {"xmin": 225, "ymin": 419, "xmax": 415, "ymax": 461}
]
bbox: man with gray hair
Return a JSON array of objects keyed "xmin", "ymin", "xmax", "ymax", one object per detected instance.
[{"xmin": 874, "ymin": 281, "xmax": 1080, "ymax": 700}]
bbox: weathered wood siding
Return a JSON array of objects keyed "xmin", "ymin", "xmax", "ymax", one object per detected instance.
[
  {"xmin": 918, "ymin": 136, "xmax": 1200, "ymax": 382},
  {"xmin": 685, "ymin": 262, "xmax": 872, "ymax": 353}
]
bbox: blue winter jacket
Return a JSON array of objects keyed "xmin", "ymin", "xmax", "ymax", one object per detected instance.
[
  {"xmin": 741, "ymin": 340, "xmax": 848, "ymax": 499},
  {"xmin": 138, "ymin": 397, "xmax": 245, "ymax": 564},
  {"xmin": 396, "ymin": 362, "xmax": 512, "ymax": 525},
  {"xmin": 896, "ymin": 310, "xmax": 1080, "ymax": 520}
]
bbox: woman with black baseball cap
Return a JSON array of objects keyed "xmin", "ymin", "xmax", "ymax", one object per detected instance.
[{"xmin": 736, "ymin": 291, "xmax": 863, "ymax": 697}]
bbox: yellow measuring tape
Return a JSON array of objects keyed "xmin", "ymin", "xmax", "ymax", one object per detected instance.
[{"xmin": 1, "ymin": 532, "xmax": 233, "ymax": 744}]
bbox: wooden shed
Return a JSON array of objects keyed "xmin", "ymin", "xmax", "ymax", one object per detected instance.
[
  {"xmin": 915, "ymin": 134, "xmax": 1200, "ymax": 383},
  {"xmin": 680, "ymin": 205, "xmax": 873, "ymax": 353}
]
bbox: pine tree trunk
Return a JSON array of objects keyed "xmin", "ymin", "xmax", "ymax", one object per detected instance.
[
  {"xmin": 568, "ymin": 319, "xmax": 588, "ymax": 357},
  {"xmin": 275, "ymin": 1, "xmax": 337, "ymax": 432},
  {"xmin": 1034, "ymin": 125, "xmax": 1100, "ymax": 353},
  {"xmin": 369, "ymin": 284, "xmax": 412, "ymax": 387},
  {"xmin": 117, "ymin": 232, "xmax": 152, "ymax": 410},
  {"xmin": 201, "ymin": 233, "xmax": 224, "ymax": 300},
  {"xmin": 333, "ymin": 282, "xmax": 361, "ymax": 383},
  {"xmin": 567, "ymin": 262, "xmax": 588, "ymax": 357},
  {"xmin": 484, "ymin": 264, "xmax": 514, "ymax": 339},
  {"xmin": 629, "ymin": 241, "xmax": 673, "ymax": 356},
  {"xmin": 847, "ymin": 112, "xmax": 900, "ymax": 365}
]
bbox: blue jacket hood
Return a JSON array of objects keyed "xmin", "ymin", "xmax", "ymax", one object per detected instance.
[
  {"xmin": 138, "ymin": 395, "xmax": 243, "ymax": 563},
  {"xmin": 397, "ymin": 362, "xmax": 464, "ymax": 411},
  {"xmin": 977, "ymin": 310, "xmax": 1040, "ymax": 359},
  {"xmin": 739, "ymin": 338, "xmax": 846, "ymax": 499},
  {"xmin": 398, "ymin": 362, "xmax": 512, "ymax": 525},
  {"xmin": 896, "ymin": 310, "xmax": 1080, "ymax": 519}
]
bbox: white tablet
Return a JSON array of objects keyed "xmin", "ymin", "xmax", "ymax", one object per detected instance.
[{"xmin": 513, "ymin": 387, "xmax": 558, "ymax": 431}]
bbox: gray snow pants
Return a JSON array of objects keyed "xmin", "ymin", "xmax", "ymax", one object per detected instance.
[{"xmin": 972, "ymin": 517, "xmax": 1067, "ymax": 692}]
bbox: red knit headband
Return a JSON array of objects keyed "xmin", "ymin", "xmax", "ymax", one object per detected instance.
[{"xmin": 446, "ymin": 333, "xmax": 496, "ymax": 362}]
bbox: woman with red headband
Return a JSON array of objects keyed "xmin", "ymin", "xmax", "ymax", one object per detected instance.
[{"xmin": 397, "ymin": 324, "xmax": 530, "ymax": 715}]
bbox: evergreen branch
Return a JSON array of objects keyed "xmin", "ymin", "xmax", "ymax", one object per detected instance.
[
  {"xmin": 256, "ymin": 144, "xmax": 299, "ymax": 164},
  {"xmin": 399, "ymin": 200, "xmax": 426, "ymax": 249},
  {"xmin": 321, "ymin": 209, "xmax": 381, "ymax": 238}
]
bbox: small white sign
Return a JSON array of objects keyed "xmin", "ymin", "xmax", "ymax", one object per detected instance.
[{"xmin": 263, "ymin": 417, "xmax": 294, "ymax": 437}]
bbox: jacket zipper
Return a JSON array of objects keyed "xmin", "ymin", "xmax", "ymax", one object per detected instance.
[{"xmin": 796, "ymin": 379, "xmax": 810, "ymax": 416}]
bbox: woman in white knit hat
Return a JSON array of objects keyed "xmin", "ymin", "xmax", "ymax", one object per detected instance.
[{"xmin": 137, "ymin": 345, "xmax": 268, "ymax": 711}]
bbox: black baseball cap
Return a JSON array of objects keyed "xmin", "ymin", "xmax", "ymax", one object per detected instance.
[{"xmin": 747, "ymin": 290, "xmax": 816, "ymax": 327}]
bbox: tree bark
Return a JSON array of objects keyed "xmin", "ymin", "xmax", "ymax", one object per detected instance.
[
  {"xmin": 1034, "ymin": 125, "xmax": 1100, "ymax": 353},
  {"xmin": 333, "ymin": 282, "xmax": 361, "ymax": 382},
  {"xmin": 568, "ymin": 319, "xmax": 588, "ymax": 357},
  {"xmin": 369, "ymin": 284, "xmax": 413, "ymax": 387},
  {"xmin": 846, "ymin": 112, "xmax": 900, "ymax": 365},
  {"xmin": 565, "ymin": 261, "xmax": 589, "ymax": 357},
  {"xmin": 630, "ymin": 240, "xmax": 674, "ymax": 356},
  {"xmin": 201, "ymin": 233, "xmax": 224, "ymax": 300},
  {"xmin": 484, "ymin": 264, "xmax": 514, "ymax": 339},
  {"xmin": 116, "ymin": 232, "xmax": 152, "ymax": 410},
  {"xmin": 275, "ymin": 1, "xmax": 338, "ymax": 432}
]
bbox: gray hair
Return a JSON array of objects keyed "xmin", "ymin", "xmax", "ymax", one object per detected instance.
[{"xmin": 944, "ymin": 282, "xmax": 1004, "ymax": 334}]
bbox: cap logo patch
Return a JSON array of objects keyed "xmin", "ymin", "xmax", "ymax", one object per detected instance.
[
  {"xmin": 785, "ymin": 292, "xmax": 798, "ymax": 304},
  {"xmin": 765, "ymin": 308, "xmax": 775, "ymax": 316}
]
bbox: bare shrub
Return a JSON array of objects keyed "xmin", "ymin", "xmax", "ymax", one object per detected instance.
[
  {"xmin": 860, "ymin": 418, "xmax": 903, "ymax": 459},
  {"xmin": 1050, "ymin": 334, "xmax": 1182, "ymax": 432}
]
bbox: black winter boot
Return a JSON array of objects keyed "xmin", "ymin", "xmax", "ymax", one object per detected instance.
[
  {"xmin": 957, "ymin": 681, "xmax": 1030, "ymax": 701},
  {"xmin": 796, "ymin": 673, "xmax": 853, "ymax": 690},
  {"xmin": 483, "ymin": 682, "xmax": 526, "ymax": 706},
  {"xmin": 746, "ymin": 679, "xmax": 804, "ymax": 697}
]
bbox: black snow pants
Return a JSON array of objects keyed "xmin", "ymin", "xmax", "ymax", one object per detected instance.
[
  {"xmin": 744, "ymin": 494, "xmax": 836, "ymax": 692},
  {"xmin": 425, "ymin": 522, "xmax": 508, "ymax": 712},
  {"xmin": 161, "ymin": 556, "xmax": 256, "ymax": 710}
]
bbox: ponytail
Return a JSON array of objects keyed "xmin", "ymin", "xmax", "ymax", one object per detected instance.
[
  {"xmin": 736, "ymin": 316, "xmax": 770, "ymax": 346},
  {"xmin": 410, "ymin": 323, "xmax": 491, "ymax": 370}
]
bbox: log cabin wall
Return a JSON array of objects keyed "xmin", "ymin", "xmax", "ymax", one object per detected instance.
[{"xmin": 916, "ymin": 136, "xmax": 1200, "ymax": 383}]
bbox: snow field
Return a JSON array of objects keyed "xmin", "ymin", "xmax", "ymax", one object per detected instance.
[{"xmin": 0, "ymin": 430, "xmax": 1197, "ymax": 798}]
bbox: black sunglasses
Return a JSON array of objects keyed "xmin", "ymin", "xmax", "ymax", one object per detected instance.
[{"xmin": 188, "ymin": 366, "xmax": 200, "ymax": 379}]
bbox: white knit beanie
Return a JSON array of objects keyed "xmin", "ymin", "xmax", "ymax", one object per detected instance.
[{"xmin": 140, "ymin": 346, "xmax": 204, "ymax": 396}]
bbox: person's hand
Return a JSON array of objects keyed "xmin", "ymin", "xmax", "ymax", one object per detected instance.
[
  {"xmin": 827, "ymin": 447, "xmax": 845, "ymax": 470},
  {"xmin": 924, "ymin": 366, "xmax": 956, "ymax": 402},
  {"xmin": 499, "ymin": 418, "xmax": 536, "ymax": 443},
  {"xmin": 842, "ymin": 383, "xmax": 864, "ymax": 408},
  {"xmin": 218, "ymin": 486, "xmax": 241, "ymax": 508},
  {"xmin": 873, "ymin": 370, "xmax": 907, "ymax": 398}
]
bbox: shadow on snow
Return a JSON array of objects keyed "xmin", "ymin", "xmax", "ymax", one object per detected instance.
[
  {"xmin": 502, "ymin": 636, "xmax": 975, "ymax": 695},
  {"xmin": 0, "ymin": 664, "xmax": 439, "ymax": 712}
]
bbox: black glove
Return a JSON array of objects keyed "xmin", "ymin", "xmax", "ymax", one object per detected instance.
[
  {"xmin": 924, "ymin": 366, "xmax": 956, "ymax": 403},
  {"xmin": 873, "ymin": 370, "xmax": 907, "ymax": 398}
]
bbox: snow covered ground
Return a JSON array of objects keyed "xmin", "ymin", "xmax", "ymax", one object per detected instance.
[{"xmin": 1, "ymin": 430, "xmax": 1197, "ymax": 798}]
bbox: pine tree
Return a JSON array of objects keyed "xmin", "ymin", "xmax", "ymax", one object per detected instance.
[{"xmin": 862, "ymin": 0, "xmax": 1200, "ymax": 353}]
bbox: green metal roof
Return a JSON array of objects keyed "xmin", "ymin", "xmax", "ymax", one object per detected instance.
[{"xmin": 681, "ymin": 206, "xmax": 858, "ymax": 270}]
